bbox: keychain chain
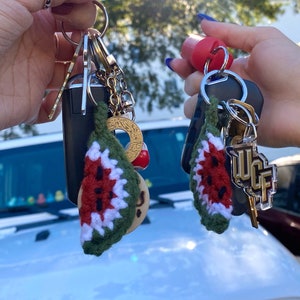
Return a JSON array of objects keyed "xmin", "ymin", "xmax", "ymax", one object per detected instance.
[{"xmin": 94, "ymin": 43, "xmax": 135, "ymax": 118}]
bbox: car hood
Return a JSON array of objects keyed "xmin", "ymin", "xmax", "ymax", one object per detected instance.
[{"xmin": 0, "ymin": 201, "xmax": 300, "ymax": 300}]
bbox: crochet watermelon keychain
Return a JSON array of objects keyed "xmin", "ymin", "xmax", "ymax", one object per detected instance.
[
  {"xmin": 78, "ymin": 101, "xmax": 142, "ymax": 256},
  {"xmin": 74, "ymin": 5, "xmax": 150, "ymax": 256},
  {"xmin": 190, "ymin": 97, "xmax": 233, "ymax": 234},
  {"xmin": 181, "ymin": 34, "xmax": 277, "ymax": 231}
]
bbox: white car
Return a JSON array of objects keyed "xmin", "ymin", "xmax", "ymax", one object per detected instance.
[{"xmin": 0, "ymin": 118, "xmax": 300, "ymax": 300}]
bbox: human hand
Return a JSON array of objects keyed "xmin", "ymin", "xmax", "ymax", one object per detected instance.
[
  {"xmin": 0, "ymin": 0, "xmax": 97, "ymax": 130},
  {"xmin": 169, "ymin": 20, "xmax": 300, "ymax": 147}
]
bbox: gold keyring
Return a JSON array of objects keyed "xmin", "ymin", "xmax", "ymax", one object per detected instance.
[
  {"xmin": 224, "ymin": 99, "xmax": 259, "ymax": 127},
  {"xmin": 61, "ymin": 0, "xmax": 109, "ymax": 46}
]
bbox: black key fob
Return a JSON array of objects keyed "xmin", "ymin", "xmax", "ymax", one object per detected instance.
[
  {"xmin": 181, "ymin": 72, "xmax": 264, "ymax": 174},
  {"xmin": 62, "ymin": 74, "xmax": 109, "ymax": 205}
]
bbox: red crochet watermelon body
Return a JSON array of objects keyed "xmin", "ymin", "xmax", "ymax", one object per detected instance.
[
  {"xmin": 79, "ymin": 141, "xmax": 129, "ymax": 244},
  {"xmin": 191, "ymin": 133, "xmax": 233, "ymax": 233}
]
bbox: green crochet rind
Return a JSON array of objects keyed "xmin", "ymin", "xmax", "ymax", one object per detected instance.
[
  {"xmin": 82, "ymin": 101, "xmax": 139, "ymax": 256},
  {"xmin": 194, "ymin": 199, "xmax": 230, "ymax": 234},
  {"xmin": 189, "ymin": 96, "xmax": 220, "ymax": 186},
  {"xmin": 190, "ymin": 97, "xmax": 230, "ymax": 234}
]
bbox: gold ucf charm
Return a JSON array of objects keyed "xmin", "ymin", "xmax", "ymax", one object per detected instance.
[
  {"xmin": 107, "ymin": 116, "xmax": 144, "ymax": 162},
  {"xmin": 227, "ymin": 142, "xmax": 277, "ymax": 227}
]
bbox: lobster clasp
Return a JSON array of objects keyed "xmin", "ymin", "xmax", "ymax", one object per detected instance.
[{"xmin": 89, "ymin": 31, "xmax": 118, "ymax": 72}]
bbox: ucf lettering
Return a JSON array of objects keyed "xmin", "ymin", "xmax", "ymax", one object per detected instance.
[{"xmin": 229, "ymin": 145, "xmax": 276, "ymax": 209}]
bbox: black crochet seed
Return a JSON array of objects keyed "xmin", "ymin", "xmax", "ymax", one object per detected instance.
[
  {"xmin": 96, "ymin": 166, "xmax": 103, "ymax": 181},
  {"xmin": 211, "ymin": 156, "xmax": 219, "ymax": 167},
  {"xmin": 94, "ymin": 187, "xmax": 103, "ymax": 194},
  {"xmin": 218, "ymin": 186, "xmax": 227, "ymax": 199},
  {"xmin": 96, "ymin": 198, "xmax": 103, "ymax": 211},
  {"xmin": 207, "ymin": 175, "xmax": 212, "ymax": 186}
]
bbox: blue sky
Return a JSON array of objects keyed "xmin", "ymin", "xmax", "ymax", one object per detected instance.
[{"xmin": 269, "ymin": 5, "xmax": 300, "ymax": 42}]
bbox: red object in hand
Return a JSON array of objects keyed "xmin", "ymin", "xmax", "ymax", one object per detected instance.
[
  {"xmin": 181, "ymin": 35, "xmax": 233, "ymax": 73},
  {"xmin": 132, "ymin": 143, "xmax": 150, "ymax": 170}
]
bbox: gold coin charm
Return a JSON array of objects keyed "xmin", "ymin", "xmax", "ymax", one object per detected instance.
[
  {"xmin": 107, "ymin": 116, "xmax": 143, "ymax": 162},
  {"xmin": 126, "ymin": 172, "xmax": 150, "ymax": 234}
]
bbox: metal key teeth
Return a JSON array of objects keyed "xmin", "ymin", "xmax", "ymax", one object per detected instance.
[{"xmin": 247, "ymin": 195, "xmax": 259, "ymax": 228}]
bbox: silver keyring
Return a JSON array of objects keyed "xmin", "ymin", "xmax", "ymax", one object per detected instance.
[
  {"xmin": 43, "ymin": 0, "xmax": 51, "ymax": 9},
  {"xmin": 61, "ymin": 0, "xmax": 109, "ymax": 46},
  {"xmin": 243, "ymin": 122, "xmax": 258, "ymax": 142},
  {"xmin": 200, "ymin": 69, "xmax": 248, "ymax": 106},
  {"xmin": 203, "ymin": 46, "xmax": 230, "ymax": 75},
  {"xmin": 224, "ymin": 99, "xmax": 258, "ymax": 127}
]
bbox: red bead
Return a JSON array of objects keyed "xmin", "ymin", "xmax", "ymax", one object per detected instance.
[
  {"xmin": 181, "ymin": 35, "xmax": 233, "ymax": 73},
  {"xmin": 132, "ymin": 143, "xmax": 150, "ymax": 170}
]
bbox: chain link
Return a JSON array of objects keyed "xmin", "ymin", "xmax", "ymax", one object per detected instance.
[{"xmin": 97, "ymin": 64, "xmax": 135, "ymax": 118}]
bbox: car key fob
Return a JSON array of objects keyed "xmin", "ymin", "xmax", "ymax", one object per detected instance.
[
  {"xmin": 62, "ymin": 74, "xmax": 109, "ymax": 205},
  {"xmin": 181, "ymin": 72, "xmax": 264, "ymax": 174}
]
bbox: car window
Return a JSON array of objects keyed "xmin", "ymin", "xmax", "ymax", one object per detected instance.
[
  {"xmin": 117, "ymin": 126, "xmax": 189, "ymax": 197},
  {"xmin": 272, "ymin": 165, "xmax": 294, "ymax": 210},
  {"xmin": 0, "ymin": 142, "xmax": 67, "ymax": 211},
  {"xmin": 273, "ymin": 164, "xmax": 300, "ymax": 214},
  {"xmin": 293, "ymin": 165, "xmax": 300, "ymax": 213},
  {"xmin": 0, "ymin": 125, "xmax": 190, "ymax": 211}
]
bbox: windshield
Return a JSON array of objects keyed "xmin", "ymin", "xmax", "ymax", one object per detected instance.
[{"xmin": 0, "ymin": 125, "xmax": 189, "ymax": 211}]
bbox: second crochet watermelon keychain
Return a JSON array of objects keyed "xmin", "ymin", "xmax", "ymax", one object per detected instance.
[{"xmin": 190, "ymin": 97, "xmax": 233, "ymax": 234}]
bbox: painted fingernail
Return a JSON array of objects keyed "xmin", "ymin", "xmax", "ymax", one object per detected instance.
[
  {"xmin": 197, "ymin": 13, "xmax": 217, "ymax": 22},
  {"xmin": 165, "ymin": 57, "xmax": 174, "ymax": 71}
]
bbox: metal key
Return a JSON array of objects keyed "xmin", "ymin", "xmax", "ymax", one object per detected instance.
[
  {"xmin": 48, "ymin": 37, "xmax": 84, "ymax": 120},
  {"xmin": 81, "ymin": 33, "xmax": 91, "ymax": 115},
  {"xmin": 247, "ymin": 195, "xmax": 259, "ymax": 228}
]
